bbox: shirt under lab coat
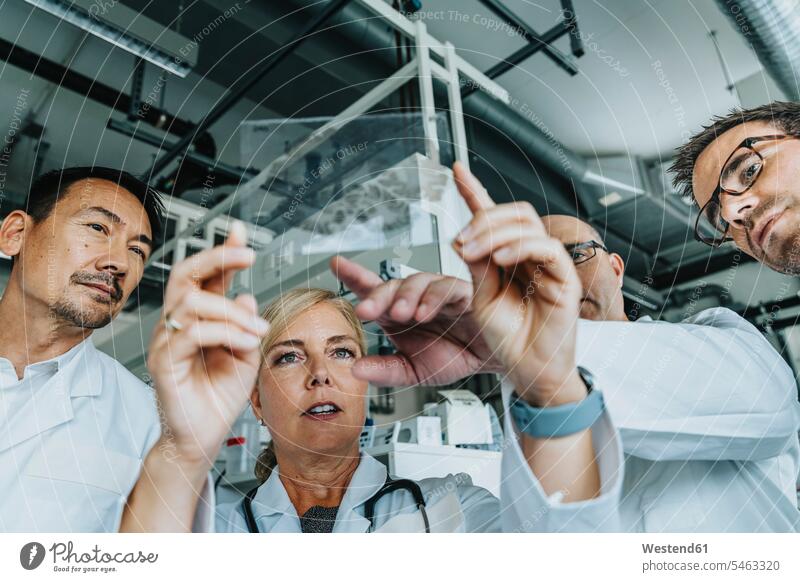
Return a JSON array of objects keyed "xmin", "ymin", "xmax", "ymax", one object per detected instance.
[
  {"xmin": 0, "ymin": 338, "xmax": 161, "ymax": 532},
  {"xmin": 504, "ymin": 307, "xmax": 800, "ymax": 533}
]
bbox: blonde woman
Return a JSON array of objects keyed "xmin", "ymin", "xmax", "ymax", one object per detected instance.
[
  {"xmin": 121, "ymin": 163, "xmax": 622, "ymax": 533},
  {"xmin": 221, "ymin": 287, "xmax": 499, "ymax": 532}
]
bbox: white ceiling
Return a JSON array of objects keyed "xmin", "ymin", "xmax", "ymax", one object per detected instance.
[{"xmin": 418, "ymin": 0, "xmax": 783, "ymax": 158}]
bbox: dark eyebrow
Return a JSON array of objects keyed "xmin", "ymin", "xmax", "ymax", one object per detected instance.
[
  {"xmin": 82, "ymin": 206, "xmax": 152, "ymax": 248},
  {"xmin": 563, "ymin": 241, "xmax": 590, "ymax": 251},
  {"xmin": 136, "ymin": 234, "xmax": 153, "ymax": 248},
  {"xmin": 84, "ymin": 206, "xmax": 123, "ymax": 224}
]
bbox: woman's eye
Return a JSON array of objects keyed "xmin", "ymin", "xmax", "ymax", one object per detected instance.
[
  {"xmin": 333, "ymin": 348, "xmax": 355, "ymax": 359},
  {"xmin": 276, "ymin": 352, "xmax": 300, "ymax": 365}
]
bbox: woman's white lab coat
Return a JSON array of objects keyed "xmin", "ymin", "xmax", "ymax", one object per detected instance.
[
  {"xmin": 215, "ymin": 306, "xmax": 800, "ymax": 533},
  {"xmin": 215, "ymin": 404, "xmax": 623, "ymax": 533}
]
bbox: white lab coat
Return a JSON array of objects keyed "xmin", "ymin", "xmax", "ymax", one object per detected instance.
[
  {"xmin": 0, "ymin": 338, "xmax": 161, "ymax": 532},
  {"xmin": 215, "ymin": 410, "xmax": 623, "ymax": 532},
  {"xmin": 505, "ymin": 307, "xmax": 800, "ymax": 532}
]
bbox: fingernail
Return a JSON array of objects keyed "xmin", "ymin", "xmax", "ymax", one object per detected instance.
[
  {"xmin": 496, "ymin": 248, "xmax": 512, "ymax": 259},
  {"xmin": 255, "ymin": 319, "xmax": 269, "ymax": 334},
  {"xmin": 463, "ymin": 242, "xmax": 478, "ymax": 255},
  {"xmin": 395, "ymin": 299, "xmax": 408, "ymax": 310},
  {"xmin": 361, "ymin": 299, "xmax": 374, "ymax": 311}
]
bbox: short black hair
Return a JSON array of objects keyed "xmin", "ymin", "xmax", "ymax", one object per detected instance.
[
  {"xmin": 670, "ymin": 101, "xmax": 800, "ymax": 205},
  {"xmin": 26, "ymin": 167, "xmax": 165, "ymax": 242}
]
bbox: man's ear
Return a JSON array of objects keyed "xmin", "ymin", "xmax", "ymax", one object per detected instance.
[
  {"xmin": 0, "ymin": 210, "xmax": 30, "ymax": 259},
  {"xmin": 608, "ymin": 252, "xmax": 625, "ymax": 285}
]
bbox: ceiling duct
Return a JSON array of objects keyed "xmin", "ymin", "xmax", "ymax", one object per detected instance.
[
  {"xmin": 275, "ymin": 0, "xmax": 591, "ymax": 186},
  {"xmin": 715, "ymin": 0, "xmax": 800, "ymax": 100}
]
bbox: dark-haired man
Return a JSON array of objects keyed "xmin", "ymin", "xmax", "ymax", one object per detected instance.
[
  {"xmin": 0, "ymin": 167, "xmax": 167, "ymax": 532},
  {"xmin": 672, "ymin": 101, "xmax": 800, "ymax": 274}
]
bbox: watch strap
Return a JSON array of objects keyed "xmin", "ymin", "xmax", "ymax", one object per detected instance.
[{"xmin": 510, "ymin": 369, "xmax": 604, "ymax": 438}]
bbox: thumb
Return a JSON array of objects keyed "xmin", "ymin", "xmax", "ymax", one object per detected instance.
[
  {"xmin": 465, "ymin": 256, "xmax": 500, "ymax": 309},
  {"xmin": 352, "ymin": 354, "xmax": 418, "ymax": 387}
]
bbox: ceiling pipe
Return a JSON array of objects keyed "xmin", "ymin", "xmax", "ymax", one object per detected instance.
[
  {"xmin": 146, "ymin": 0, "xmax": 353, "ymax": 179},
  {"xmin": 265, "ymin": 1, "xmax": 690, "ymax": 273},
  {"xmin": 714, "ymin": 0, "xmax": 800, "ymax": 100},
  {"xmin": 283, "ymin": 0, "xmax": 590, "ymax": 185}
]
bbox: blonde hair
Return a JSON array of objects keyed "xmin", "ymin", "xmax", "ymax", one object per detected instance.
[{"xmin": 254, "ymin": 287, "xmax": 366, "ymax": 483}]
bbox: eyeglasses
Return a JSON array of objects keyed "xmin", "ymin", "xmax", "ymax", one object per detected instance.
[
  {"xmin": 695, "ymin": 134, "xmax": 794, "ymax": 247},
  {"xmin": 564, "ymin": 240, "xmax": 608, "ymax": 265}
]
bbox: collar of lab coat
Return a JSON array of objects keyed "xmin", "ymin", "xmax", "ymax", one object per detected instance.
[
  {"xmin": 0, "ymin": 337, "xmax": 101, "ymax": 453},
  {"xmin": 249, "ymin": 452, "xmax": 387, "ymax": 533},
  {"xmin": 62, "ymin": 337, "xmax": 102, "ymax": 397}
]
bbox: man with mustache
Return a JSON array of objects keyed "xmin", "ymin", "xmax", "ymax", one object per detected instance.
[
  {"xmin": 0, "ymin": 167, "xmax": 166, "ymax": 532},
  {"xmin": 671, "ymin": 101, "xmax": 800, "ymax": 274}
]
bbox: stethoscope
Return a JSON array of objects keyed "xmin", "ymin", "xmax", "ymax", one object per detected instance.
[{"xmin": 241, "ymin": 476, "xmax": 430, "ymax": 533}]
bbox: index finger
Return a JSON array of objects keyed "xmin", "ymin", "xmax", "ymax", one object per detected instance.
[
  {"xmin": 329, "ymin": 255, "xmax": 383, "ymax": 299},
  {"xmin": 204, "ymin": 220, "xmax": 250, "ymax": 295},
  {"xmin": 453, "ymin": 161, "xmax": 495, "ymax": 215},
  {"xmin": 164, "ymin": 244, "xmax": 254, "ymax": 304}
]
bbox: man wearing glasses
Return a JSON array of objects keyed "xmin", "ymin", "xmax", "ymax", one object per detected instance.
[
  {"xmin": 672, "ymin": 101, "xmax": 800, "ymax": 274},
  {"xmin": 549, "ymin": 226, "xmax": 626, "ymax": 322},
  {"xmin": 327, "ymin": 181, "xmax": 800, "ymax": 530},
  {"xmin": 541, "ymin": 214, "xmax": 800, "ymax": 531}
]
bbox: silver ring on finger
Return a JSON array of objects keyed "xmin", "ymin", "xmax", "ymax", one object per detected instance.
[{"xmin": 164, "ymin": 314, "xmax": 184, "ymax": 333}]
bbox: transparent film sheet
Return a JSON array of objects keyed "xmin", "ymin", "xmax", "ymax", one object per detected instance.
[{"xmin": 230, "ymin": 113, "xmax": 458, "ymax": 294}]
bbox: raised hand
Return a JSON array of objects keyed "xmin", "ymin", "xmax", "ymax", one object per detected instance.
[
  {"xmin": 330, "ymin": 255, "xmax": 503, "ymax": 387},
  {"xmin": 451, "ymin": 162, "xmax": 586, "ymax": 406},
  {"xmin": 147, "ymin": 222, "xmax": 268, "ymax": 465}
]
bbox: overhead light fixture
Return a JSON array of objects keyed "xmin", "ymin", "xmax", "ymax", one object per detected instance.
[
  {"xmin": 25, "ymin": 0, "xmax": 197, "ymax": 77},
  {"xmin": 598, "ymin": 191, "xmax": 623, "ymax": 207}
]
